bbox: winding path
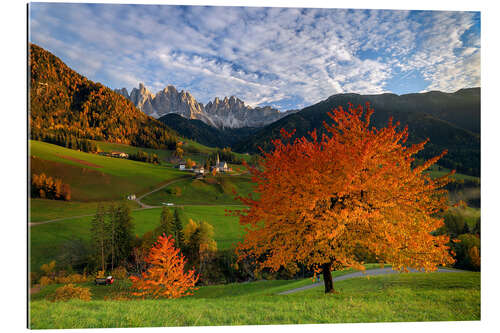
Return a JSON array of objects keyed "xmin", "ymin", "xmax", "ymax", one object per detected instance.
[
  {"xmin": 134, "ymin": 176, "xmax": 191, "ymax": 208},
  {"xmin": 29, "ymin": 175, "xmax": 246, "ymax": 226},
  {"xmin": 278, "ymin": 267, "xmax": 461, "ymax": 295}
]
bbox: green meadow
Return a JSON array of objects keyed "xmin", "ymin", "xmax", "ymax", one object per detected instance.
[
  {"xmin": 30, "ymin": 140, "xmax": 185, "ymax": 201},
  {"xmin": 29, "ymin": 199, "xmax": 140, "ymax": 223},
  {"xmin": 29, "ymin": 272, "xmax": 480, "ymax": 328},
  {"xmin": 141, "ymin": 175, "xmax": 255, "ymax": 206}
]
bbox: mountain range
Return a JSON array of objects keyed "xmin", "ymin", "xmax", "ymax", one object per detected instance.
[
  {"xmin": 233, "ymin": 88, "xmax": 480, "ymax": 176},
  {"xmin": 115, "ymin": 84, "xmax": 295, "ymax": 129},
  {"xmin": 30, "ymin": 43, "xmax": 480, "ymax": 177}
]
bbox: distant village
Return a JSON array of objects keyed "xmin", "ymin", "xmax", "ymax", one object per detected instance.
[{"xmin": 176, "ymin": 153, "xmax": 232, "ymax": 177}]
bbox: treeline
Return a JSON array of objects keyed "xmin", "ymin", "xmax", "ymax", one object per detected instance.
[
  {"xmin": 207, "ymin": 147, "xmax": 242, "ymax": 165},
  {"xmin": 43, "ymin": 204, "xmax": 313, "ymax": 285},
  {"xmin": 31, "ymin": 173, "xmax": 71, "ymax": 201},
  {"xmin": 129, "ymin": 151, "xmax": 160, "ymax": 164},
  {"xmin": 30, "ymin": 43, "xmax": 178, "ymax": 151},
  {"xmin": 91, "ymin": 202, "xmax": 135, "ymax": 271},
  {"xmin": 435, "ymin": 205, "xmax": 480, "ymax": 271},
  {"xmin": 31, "ymin": 128, "xmax": 98, "ymax": 153}
]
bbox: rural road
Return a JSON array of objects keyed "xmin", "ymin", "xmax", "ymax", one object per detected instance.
[
  {"xmin": 278, "ymin": 267, "xmax": 461, "ymax": 295},
  {"xmin": 134, "ymin": 176, "xmax": 190, "ymax": 208}
]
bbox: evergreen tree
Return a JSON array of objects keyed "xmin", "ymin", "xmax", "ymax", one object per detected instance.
[
  {"xmin": 106, "ymin": 203, "xmax": 117, "ymax": 270},
  {"xmin": 173, "ymin": 208, "xmax": 185, "ymax": 249},
  {"xmin": 90, "ymin": 204, "xmax": 108, "ymax": 272},
  {"xmin": 158, "ymin": 207, "xmax": 175, "ymax": 237},
  {"xmin": 113, "ymin": 202, "xmax": 135, "ymax": 267}
]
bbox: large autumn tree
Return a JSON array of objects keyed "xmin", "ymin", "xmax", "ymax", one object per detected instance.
[{"xmin": 235, "ymin": 103, "xmax": 455, "ymax": 293}]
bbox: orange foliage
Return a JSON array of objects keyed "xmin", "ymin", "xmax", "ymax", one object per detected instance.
[
  {"xmin": 469, "ymin": 246, "xmax": 480, "ymax": 269},
  {"xmin": 235, "ymin": 103, "xmax": 455, "ymax": 277},
  {"xmin": 31, "ymin": 173, "xmax": 71, "ymax": 201},
  {"xmin": 130, "ymin": 234, "xmax": 199, "ymax": 299}
]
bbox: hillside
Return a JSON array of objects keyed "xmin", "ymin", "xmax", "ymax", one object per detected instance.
[
  {"xmin": 29, "ymin": 43, "xmax": 178, "ymax": 149},
  {"xmin": 234, "ymin": 89, "xmax": 480, "ymax": 176},
  {"xmin": 30, "ymin": 140, "xmax": 185, "ymax": 201},
  {"xmin": 158, "ymin": 113, "xmax": 259, "ymax": 148}
]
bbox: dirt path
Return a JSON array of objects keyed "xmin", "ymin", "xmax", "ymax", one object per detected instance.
[
  {"xmin": 134, "ymin": 176, "xmax": 191, "ymax": 208},
  {"xmin": 30, "ymin": 174, "xmax": 248, "ymax": 226},
  {"xmin": 278, "ymin": 267, "xmax": 462, "ymax": 295}
]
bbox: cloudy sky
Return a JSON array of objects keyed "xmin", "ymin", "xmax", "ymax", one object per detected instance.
[{"xmin": 29, "ymin": 3, "xmax": 480, "ymax": 111}]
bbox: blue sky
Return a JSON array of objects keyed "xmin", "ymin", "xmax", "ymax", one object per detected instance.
[{"xmin": 29, "ymin": 3, "xmax": 480, "ymax": 111}]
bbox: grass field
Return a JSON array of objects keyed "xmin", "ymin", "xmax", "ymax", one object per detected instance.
[
  {"xmin": 30, "ymin": 140, "xmax": 186, "ymax": 201},
  {"xmin": 447, "ymin": 206, "xmax": 481, "ymax": 228},
  {"xmin": 29, "ymin": 199, "xmax": 140, "ymax": 223},
  {"xmin": 141, "ymin": 175, "xmax": 255, "ymax": 206},
  {"xmin": 29, "ymin": 205, "xmax": 246, "ymax": 270},
  {"xmin": 427, "ymin": 165, "xmax": 480, "ymax": 182},
  {"xmin": 29, "ymin": 271, "xmax": 480, "ymax": 328}
]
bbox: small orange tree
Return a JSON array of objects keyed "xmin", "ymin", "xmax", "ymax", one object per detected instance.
[
  {"xmin": 235, "ymin": 103, "xmax": 455, "ymax": 293},
  {"xmin": 130, "ymin": 234, "xmax": 198, "ymax": 298}
]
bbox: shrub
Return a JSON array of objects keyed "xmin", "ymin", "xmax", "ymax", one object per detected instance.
[
  {"xmin": 40, "ymin": 260, "xmax": 56, "ymax": 276},
  {"xmin": 172, "ymin": 186, "xmax": 182, "ymax": 196},
  {"xmin": 48, "ymin": 284, "xmax": 92, "ymax": 302},
  {"xmin": 39, "ymin": 276, "xmax": 53, "ymax": 287},
  {"xmin": 452, "ymin": 233, "xmax": 480, "ymax": 270},
  {"xmin": 30, "ymin": 271, "xmax": 41, "ymax": 286},
  {"xmin": 111, "ymin": 266, "xmax": 128, "ymax": 280},
  {"xmin": 55, "ymin": 273, "xmax": 87, "ymax": 284}
]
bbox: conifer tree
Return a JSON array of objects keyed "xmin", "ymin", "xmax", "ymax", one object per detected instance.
[
  {"xmin": 113, "ymin": 202, "xmax": 134, "ymax": 267},
  {"xmin": 173, "ymin": 208, "xmax": 185, "ymax": 249},
  {"xmin": 90, "ymin": 204, "xmax": 108, "ymax": 272},
  {"xmin": 158, "ymin": 207, "xmax": 175, "ymax": 238}
]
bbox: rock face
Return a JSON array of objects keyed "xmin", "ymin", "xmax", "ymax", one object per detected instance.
[
  {"xmin": 204, "ymin": 96, "xmax": 287, "ymax": 129},
  {"xmin": 115, "ymin": 83, "xmax": 292, "ymax": 129}
]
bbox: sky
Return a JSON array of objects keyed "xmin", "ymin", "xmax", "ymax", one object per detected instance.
[{"xmin": 29, "ymin": 2, "xmax": 480, "ymax": 111}]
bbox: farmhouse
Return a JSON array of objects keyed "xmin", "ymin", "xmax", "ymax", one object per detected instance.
[
  {"xmin": 127, "ymin": 194, "xmax": 136, "ymax": 200},
  {"xmin": 110, "ymin": 151, "xmax": 129, "ymax": 158},
  {"xmin": 176, "ymin": 162, "xmax": 186, "ymax": 170}
]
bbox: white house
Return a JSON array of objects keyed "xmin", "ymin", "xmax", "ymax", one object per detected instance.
[{"xmin": 127, "ymin": 194, "xmax": 136, "ymax": 200}]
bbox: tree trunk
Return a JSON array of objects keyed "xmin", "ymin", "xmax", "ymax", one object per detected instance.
[{"xmin": 322, "ymin": 262, "xmax": 335, "ymax": 293}]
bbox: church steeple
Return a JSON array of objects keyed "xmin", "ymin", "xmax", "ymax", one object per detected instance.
[{"xmin": 216, "ymin": 153, "xmax": 220, "ymax": 165}]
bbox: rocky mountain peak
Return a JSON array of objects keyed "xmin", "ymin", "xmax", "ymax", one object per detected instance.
[{"xmin": 116, "ymin": 83, "xmax": 293, "ymax": 129}]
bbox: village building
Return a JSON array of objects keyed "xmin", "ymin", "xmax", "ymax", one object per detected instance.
[
  {"xmin": 110, "ymin": 151, "xmax": 129, "ymax": 158},
  {"xmin": 213, "ymin": 154, "xmax": 229, "ymax": 173},
  {"xmin": 127, "ymin": 194, "xmax": 136, "ymax": 200},
  {"xmin": 194, "ymin": 167, "xmax": 205, "ymax": 175}
]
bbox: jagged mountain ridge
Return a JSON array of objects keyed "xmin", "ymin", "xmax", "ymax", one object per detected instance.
[{"xmin": 115, "ymin": 84, "xmax": 294, "ymax": 129}]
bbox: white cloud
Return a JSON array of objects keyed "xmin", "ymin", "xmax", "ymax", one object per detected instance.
[{"xmin": 29, "ymin": 4, "xmax": 480, "ymax": 110}]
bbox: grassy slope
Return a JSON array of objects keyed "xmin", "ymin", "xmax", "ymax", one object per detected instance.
[
  {"xmin": 29, "ymin": 199, "xmax": 140, "ymax": 222},
  {"xmin": 30, "ymin": 140, "xmax": 185, "ymax": 201},
  {"xmin": 30, "ymin": 205, "xmax": 246, "ymax": 269},
  {"xmin": 29, "ymin": 272, "xmax": 479, "ymax": 328},
  {"xmin": 141, "ymin": 175, "xmax": 255, "ymax": 206}
]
